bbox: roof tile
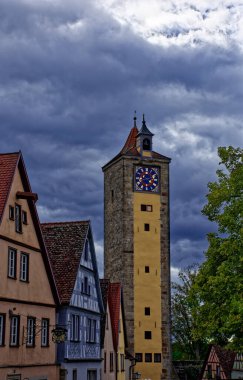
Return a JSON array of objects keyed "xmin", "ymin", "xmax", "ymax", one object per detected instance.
[
  {"xmin": 0, "ymin": 153, "xmax": 19, "ymax": 222},
  {"xmin": 41, "ymin": 221, "xmax": 89, "ymax": 304}
]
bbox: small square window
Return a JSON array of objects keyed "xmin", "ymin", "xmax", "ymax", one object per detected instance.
[
  {"xmin": 144, "ymin": 331, "xmax": 152, "ymax": 339},
  {"xmin": 22, "ymin": 211, "xmax": 27, "ymax": 225},
  {"xmin": 154, "ymin": 353, "xmax": 161, "ymax": 362},
  {"xmin": 145, "ymin": 353, "xmax": 152, "ymax": 362},
  {"xmin": 145, "ymin": 307, "xmax": 150, "ymax": 316},
  {"xmin": 145, "ymin": 266, "xmax": 150, "ymax": 273},
  {"xmin": 135, "ymin": 353, "xmax": 143, "ymax": 362},
  {"xmin": 141, "ymin": 204, "xmax": 153, "ymax": 212},
  {"xmin": 144, "ymin": 223, "xmax": 150, "ymax": 231},
  {"xmin": 9, "ymin": 206, "xmax": 15, "ymax": 220}
]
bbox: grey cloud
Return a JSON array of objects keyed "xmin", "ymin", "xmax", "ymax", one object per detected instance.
[{"xmin": 0, "ymin": 0, "xmax": 242, "ymax": 274}]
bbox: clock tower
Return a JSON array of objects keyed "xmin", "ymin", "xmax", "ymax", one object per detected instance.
[{"xmin": 102, "ymin": 115, "xmax": 172, "ymax": 380}]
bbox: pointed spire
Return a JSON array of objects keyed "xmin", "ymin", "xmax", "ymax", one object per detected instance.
[
  {"xmin": 134, "ymin": 110, "xmax": 137, "ymax": 128},
  {"xmin": 137, "ymin": 113, "xmax": 154, "ymax": 136}
]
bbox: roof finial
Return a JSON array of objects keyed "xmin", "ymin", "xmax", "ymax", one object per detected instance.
[
  {"xmin": 133, "ymin": 110, "xmax": 137, "ymax": 128},
  {"xmin": 142, "ymin": 113, "xmax": 146, "ymax": 126}
]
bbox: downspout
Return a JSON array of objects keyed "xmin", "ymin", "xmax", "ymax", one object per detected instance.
[{"xmin": 129, "ymin": 357, "xmax": 137, "ymax": 380}]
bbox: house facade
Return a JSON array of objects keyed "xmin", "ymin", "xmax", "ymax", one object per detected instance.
[
  {"xmin": 42, "ymin": 221, "xmax": 104, "ymax": 380},
  {"xmin": 200, "ymin": 345, "xmax": 236, "ymax": 380},
  {"xmin": 100, "ymin": 280, "xmax": 128, "ymax": 380},
  {"xmin": 0, "ymin": 152, "xmax": 59, "ymax": 380}
]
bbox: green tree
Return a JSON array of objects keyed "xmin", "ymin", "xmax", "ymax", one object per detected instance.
[
  {"xmin": 192, "ymin": 146, "xmax": 243, "ymax": 350},
  {"xmin": 172, "ymin": 265, "xmax": 207, "ymax": 360}
]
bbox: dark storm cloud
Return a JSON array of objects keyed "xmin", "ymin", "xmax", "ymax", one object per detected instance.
[{"xmin": 0, "ymin": 0, "xmax": 242, "ymax": 275}]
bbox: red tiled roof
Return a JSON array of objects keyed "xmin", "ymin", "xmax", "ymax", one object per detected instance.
[
  {"xmin": 120, "ymin": 126, "xmax": 138, "ymax": 154},
  {"xmin": 214, "ymin": 345, "xmax": 236, "ymax": 378},
  {"xmin": 108, "ymin": 282, "xmax": 121, "ymax": 351},
  {"xmin": 100, "ymin": 279, "xmax": 110, "ymax": 347},
  {"xmin": 0, "ymin": 153, "xmax": 19, "ymax": 223},
  {"xmin": 41, "ymin": 221, "xmax": 89, "ymax": 304},
  {"xmin": 102, "ymin": 126, "xmax": 170, "ymax": 170}
]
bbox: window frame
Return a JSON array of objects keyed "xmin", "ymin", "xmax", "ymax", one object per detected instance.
[
  {"xmin": 9, "ymin": 205, "xmax": 15, "ymax": 220},
  {"xmin": 41, "ymin": 318, "xmax": 49, "ymax": 347},
  {"xmin": 144, "ymin": 331, "xmax": 152, "ymax": 340},
  {"xmin": 87, "ymin": 318, "xmax": 96, "ymax": 343},
  {"xmin": 15, "ymin": 204, "xmax": 22, "ymax": 233},
  {"xmin": 110, "ymin": 352, "xmax": 114, "ymax": 372},
  {"xmin": 154, "ymin": 353, "xmax": 161, "ymax": 362},
  {"xmin": 8, "ymin": 247, "xmax": 17, "ymax": 279},
  {"xmin": 144, "ymin": 223, "xmax": 150, "ymax": 231},
  {"xmin": 0, "ymin": 313, "xmax": 6, "ymax": 346},
  {"xmin": 9, "ymin": 315, "xmax": 20, "ymax": 347},
  {"xmin": 145, "ymin": 353, "xmax": 152, "ymax": 362},
  {"xmin": 141, "ymin": 204, "xmax": 153, "ymax": 212},
  {"xmin": 22, "ymin": 210, "xmax": 28, "ymax": 225},
  {"xmin": 20, "ymin": 252, "xmax": 29, "ymax": 282},
  {"xmin": 26, "ymin": 317, "xmax": 36, "ymax": 347},
  {"xmin": 135, "ymin": 353, "xmax": 143, "ymax": 362},
  {"xmin": 120, "ymin": 353, "xmax": 125, "ymax": 371},
  {"xmin": 71, "ymin": 314, "xmax": 80, "ymax": 342},
  {"xmin": 144, "ymin": 307, "xmax": 150, "ymax": 316}
]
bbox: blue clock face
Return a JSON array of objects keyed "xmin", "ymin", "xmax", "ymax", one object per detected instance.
[{"xmin": 135, "ymin": 167, "xmax": 159, "ymax": 192}]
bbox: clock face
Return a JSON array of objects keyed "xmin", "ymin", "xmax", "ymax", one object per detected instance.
[{"xmin": 135, "ymin": 167, "xmax": 159, "ymax": 192}]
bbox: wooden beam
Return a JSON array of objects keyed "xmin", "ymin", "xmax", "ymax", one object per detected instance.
[{"xmin": 16, "ymin": 191, "xmax": 38, "ymax": 202}]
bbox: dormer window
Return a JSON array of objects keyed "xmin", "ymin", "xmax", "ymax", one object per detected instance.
[
  {"xmin": 15, "ymin": 204, "xmax": 22, "ymax": 233},
  {"xmin": 143, "ymin": 138, "xmax": 151, "ymax": 150}
]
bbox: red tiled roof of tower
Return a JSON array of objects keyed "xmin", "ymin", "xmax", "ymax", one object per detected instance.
[
  {"xmin": 120, "ymin": 126, "xmax": 138, "ymax": 154},
  {"xmin": 108, "ymin": 282, "xmax": 121, "ymax": 351},
  {"xmin": 214, "ymin": 345, "xmax": 236, "ymax": 378},
  {"xmin": 0, "ymin": 152, "xmax": 19, "ymax": 222},
  {"xmin": 41, "ymin": 221, "xmax": 89, "ymax": 304}
]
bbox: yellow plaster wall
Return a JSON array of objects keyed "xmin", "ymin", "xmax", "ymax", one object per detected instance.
[
  {"xmin": 0, "ymin": 301, "xmax": 56, "ymax": 368},
  {"xmin": 0, "ymin": 166, "xmax": 40, "ymax": 248},
  {"xmin": 102, "ymin": 304, "xmax": 116, "ymax": 380},
  {"xmin": 134, "ymin": 192, "xmax": 162, "ymax": 380},
  {"xmin": 117, "ymin": 303, "xmax": 126, "ymax": 380},
  {"xmin": 0, "ymin": 239, "xmax": 55, "ymax": 304}
]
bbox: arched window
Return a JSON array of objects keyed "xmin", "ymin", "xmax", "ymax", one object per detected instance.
[{"xmin": 143, "ymin": 138, "xmax": 151, "ymax": 150}]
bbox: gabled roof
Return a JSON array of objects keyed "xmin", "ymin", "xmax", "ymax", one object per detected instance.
[
  {"xmin": 99, "ymin": 280, "xmax": 127, "ymax": 351},
  {"xmin": 0, "ymin": 151, "xmax": 59, "ymax": 304},
  {"xmin": 200, "ymin": 345, "xmax": 236, "ymax": 380},
  {"xmin": 100, "ymin": 279, "xmax": 110, "ymax": 347},
  {"xmin": 108, "ymin": 282, "xmax": 121, "ymax": 351},
  {"xmin": 0, "ymin": 152, "xmax": 19, "ymax": 223},
  {"xmin": 41, "ymin": 221, "xmax": 89, "ymax": 304}
]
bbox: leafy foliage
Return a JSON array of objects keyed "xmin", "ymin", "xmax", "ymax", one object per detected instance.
[
  {"xmin": 191, "ymin": 146, "xmax": 243, "ymax": 350},
  {"xmin": 172, "ymin": 265, "xmax": 207, "ymax": 360}
]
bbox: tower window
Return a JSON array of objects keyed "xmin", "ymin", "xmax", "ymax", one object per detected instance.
[
  {"xmin": 143, "ymin": 138, "xmax": 151, "ymax": 151},
  {"xmin": 141, "ymin": 204, "xmax": 153, "ymax": 212},
  {"xmin": 145, "ymin": 266, "xmax": 150, "ymax": 273},
  {"xmin": 144, "ymin": 223, "xmax": 150, "ymax": 231},
  {"xmin": 145, "ymin": 353, "xmax": 152, "ymax": 362},
  {"xmin": 111, "ymin": 190, "xmax": 114, "ymax": 203},
  {"xmin": 135, "ymin": 353, "xmax": 143, "ymax": 362},
  {"xmin": 145, "ymin": 307, "xmax": 150, "ymax": 316},
  {"xmin": 144, "ymin": 331, "xmax": 152, "ymax": 339},
  {"xmin": 154, "ymin": 353, "xmax": 161, "ymax": 362}
]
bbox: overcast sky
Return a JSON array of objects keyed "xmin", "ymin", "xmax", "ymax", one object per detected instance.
[{"xmin": 0, "ymin": 0, "xmax": 242, "ymax": 279}]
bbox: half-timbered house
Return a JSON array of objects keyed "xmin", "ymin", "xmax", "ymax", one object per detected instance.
[
  {"xmin": 42, "ymin": 221, "xmax": 104, "ymax": 380},
  {"xmin": 200, "ymin": 345, "xmax": 236, "ymax": 380}
]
